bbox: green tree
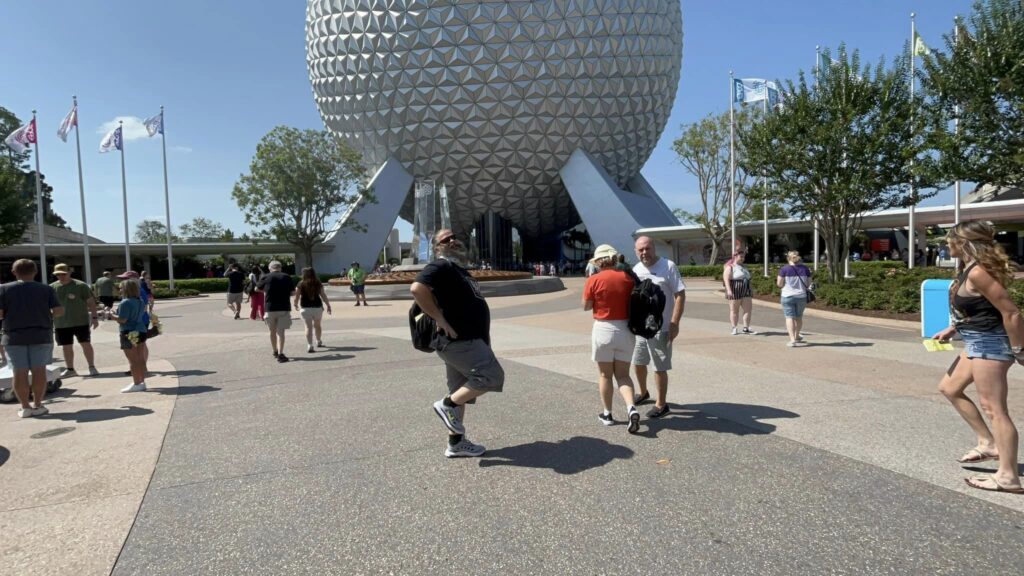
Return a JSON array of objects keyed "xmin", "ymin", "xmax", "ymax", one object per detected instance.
[
  {"xmin": 0, "ymin": 106, "xmax": 30, "ymax": 168},
  {"xmin": 921, "ymin": 0, "xmax": 1024, "ymax": 188},
  {"xmin": 179, "ymin": 216, "xmax": 230, "ymax": 241},
  {"xmin": 741, "ymin": 47, "xmax": 944, "ymax": 282},
  {"xmin": 0, "ymin": 160, "xmax": 30, "ymax": 247},
  {"xmin": 134, "ymin": 219, "xmax": 177, "ymax": 243},
  {"xmin": 232, "ymin": 126, "xmax": 369, "ymax": 265},
  {"xmin": 672, "ymin": 109, "xmax": 759, "ymax": 264},
  {"xmin": 21, "ymin": 171, "xmax": 67, "ymax": 229}
]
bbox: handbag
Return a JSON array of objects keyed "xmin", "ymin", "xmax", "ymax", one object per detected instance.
[{"xmin": 797, "ymin": 272, "xmax": 816, "ymax": 304}]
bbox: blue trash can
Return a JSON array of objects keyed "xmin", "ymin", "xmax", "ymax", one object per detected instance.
[{"xmin": 921, "ymin": 279, "xmax": 953, "ymax": 338}]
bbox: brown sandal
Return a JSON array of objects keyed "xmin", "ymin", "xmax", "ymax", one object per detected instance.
[
  {"xmin": 965, "ymin": 475, "xmax": 1024, "ymax": 494},
  {"xmin": 957, "ymin": 447, "xmax": 998, "ymax": 464}
]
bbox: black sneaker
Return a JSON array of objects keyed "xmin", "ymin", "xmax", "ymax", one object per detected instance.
[
  {"xmin": 272, "ymin": 351, "xmax": 279, "ymax": 358},
  {"xmin": 627, "ymin": 407, "xmax": 640, "ymax": 434},
  {"xmin": 634, "ymin": 390, "xmax": 651, "ymax": 405},
  {"xmin": 598, "ymin": 412, "xmax": 614, "ymax": 426},
  {"xmin": 646, "ymin": 405, "xmax": 670, "ymax": 419},
  {"xmin": 277, "ymin": 354, "xmax": 289, "ymax": 363}
]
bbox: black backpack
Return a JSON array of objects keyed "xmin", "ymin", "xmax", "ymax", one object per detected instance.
[
  {"xmin": 626, "ymin": 270, "xmax": 666, "ymax": 339},
  {"xmin": 408, "ymin": 302, "xmax": 437, "ymax": 352}
]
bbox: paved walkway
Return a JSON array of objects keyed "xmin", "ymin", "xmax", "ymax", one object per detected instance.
[{"xmin": 2, "ymin": 278, "xmax": 1023, "ymax": 575}]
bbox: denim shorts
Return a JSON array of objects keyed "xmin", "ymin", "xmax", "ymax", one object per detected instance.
[
  {"xmin": 958, "ymin": 328, "xmax": 1013, "ymax": 362},
  {"xmin": 5, "ymin": 343, "xmax": 54, "ymax": 370},
  {"xmin": 781, "ymin": 295, "xmax": 807, "ymax": 318}
]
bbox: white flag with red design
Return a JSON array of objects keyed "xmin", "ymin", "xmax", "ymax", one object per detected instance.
[
  {"xmin": 3, "ymin": 118, "xmax": 36, "ymax": 153},
  {"xmin": 57, "ymin": 105, "xmax": 78, "ymax": 142}
]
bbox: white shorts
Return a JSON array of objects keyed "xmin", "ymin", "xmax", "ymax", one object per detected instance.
[
  {"xmin": 591, "ymin": 320, "xmax": 636, "ymax": 363},
  {"xmin": 300, "ymin": 307, "xmax": 324, "ymax": 322}
]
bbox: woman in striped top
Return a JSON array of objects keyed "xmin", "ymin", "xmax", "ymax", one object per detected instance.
[{"xmin": 723, "ymin": 251, "xmax": 755, "ymax": 335}]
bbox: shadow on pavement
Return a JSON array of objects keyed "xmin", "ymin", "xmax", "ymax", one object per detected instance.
[
  {"xmin": 0, "ymin": 446, "xmax": 9, "ymax": 468},
  {"xmin": 148, "ymin": 385, "xmax": 221, "ymax": 396},
  {"xmin": 962, "ymin": 464, "xmax": 1024, "ymax": 475},
  {"xmin": 40, "ymin": 406, "xmax": 154, "ymax": 423},
  {"xmin": 639, "ymin": 402, "xmax": 800, "ymax": 438},
  {"xmin": 319, "ymin": 346, "xmax": 376, "ymax": 352},
  {"xmin": 289, "ymin": 354, "xmax": 355, "ymax": 362},
  {"xmin": 803, "ymin": 341, "xmax": 873, "ymax": 348},
  {"xmin": 478, "ymin": 436, "xmax": 633, "ymax": 474},
  {"xmin": 149, "ymin": 369, "xmax": 217, "ymax": 378},
  {"xmin": 753, "ymin": 331, "xmax": 789, "ymax": 337},
  {"xmin": 45, "ymin": 388, "xmax": 101, "ymax": 403}
]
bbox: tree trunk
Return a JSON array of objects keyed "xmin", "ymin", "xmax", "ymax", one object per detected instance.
[{"xmin": 707, "ymin": 240, "xmax": 719, "ymax": 265}]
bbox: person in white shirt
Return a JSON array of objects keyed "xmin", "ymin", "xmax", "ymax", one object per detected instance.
[{"xmin": 631, "ymin": 236, "xmax": 686, "ymax": 419}]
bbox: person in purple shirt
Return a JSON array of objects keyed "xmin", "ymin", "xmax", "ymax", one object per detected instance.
[{"xmin": 776, "ymin": 251, "xmax": 812, "ymax": 347}]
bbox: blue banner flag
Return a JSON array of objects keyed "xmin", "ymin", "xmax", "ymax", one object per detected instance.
[
  {"xmin": 99, "ymin": 126, "xmax": 122, "ymax": 153},
  {"xmin": 733, "ymin": 78, "xmax": 770, "ymax": 104},
  {"xmin": 144, "ymin": 113, "xmax": 164, "ymax": 137}
]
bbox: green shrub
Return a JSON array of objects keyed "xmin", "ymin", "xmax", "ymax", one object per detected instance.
[
  {"xmin": 678, "ymin": 265, "xmax": 724, "ymax": 278},
  {"xmin": 152, "ymin": 279, "xmax": 228, "ymax": 293},
  {"xmin": 178, "ymin": 288, "xmax": 200, "ymax": 297}
]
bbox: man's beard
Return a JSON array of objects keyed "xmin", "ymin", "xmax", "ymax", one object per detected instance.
[{"xmin": 438, "ymin": 243, "xmax": 468, "ymax": 264}]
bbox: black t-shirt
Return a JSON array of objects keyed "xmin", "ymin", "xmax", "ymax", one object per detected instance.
[
  {"xmin": 0, "ymin": 281, "xmax": 61, "ymax": 345},
  {"xmin": 225, "ymin": 269, "xmax": 246, "ymax": 293},
  {"xmin": 257, "ymin": 272, "xmax": 295, "ymax": 312},
  {"xmin": 297, "ymin": 282, "xmax": 323, "ymax": 308},
  {"xmin": 414, "ymin": 259, "xmax": 489, "ymax": 342}
]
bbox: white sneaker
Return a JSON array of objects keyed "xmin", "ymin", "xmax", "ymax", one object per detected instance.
[
  {"xmin": 307, "ymin": 345, "xmax": 315, "ymax": 353},
  {"xmin": 445, "ymin": 438, "xmax": 486, "ymax": 458},
  {"xmin": 121, "ymin": 382, "xmax": 147, "ymax": 393},
  {"xmin": 17, "ymin": 407, "xmax": 35, "ymax": 418},
  {"xmin": 731, "ymin": 327, "xmax": 739, "ymax": 335},
  {"xmin": 787, "ymin": 341, "xmax": 798, "ymax": 348},
  {"xmin": 59, "ymin": 368, "xmax": 77, "ymax": 378},
  {"xmin": 32, "ymin": 405, "xmax": 49, "ymax": 416}
]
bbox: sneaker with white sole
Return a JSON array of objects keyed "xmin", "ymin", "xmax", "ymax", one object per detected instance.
[
  {"xmin": 32, "ymin": 405, "xmax": 49, "ymax": 416},
  {"xmin": 731, "ymin": 327, "xmax": 739, "ymax": 336},
  {"xmin": 432, "ymin": 399, "xmax": 465, "ymax": 435},
  {"xmin": 627, "ymin": 407, "xmax": 640, "ymax": 434},
  {"xmin": 59, "ymin": 368, "xmax": 77, "ymax": 379},
  {"xmin": 598, "ymin": 412, "xmax": 614, "ymax": 426},
  {"xmin": 17, "ymin": 408, "xmax": 35, "ymax": 418},
  {"xmin": 742, "ymin": 327, "xmax": 757, "ymax": 335},
  {"xmin": 307, "ymin": 345, "xmax": 315, "ymax": 353},
  {"xmin": 445, "ymin": 438, "xmax": 486, "ymax": 458},
  {"xmin": 121, "ymin": 383, "xmax": 147, "ymax": 393}
]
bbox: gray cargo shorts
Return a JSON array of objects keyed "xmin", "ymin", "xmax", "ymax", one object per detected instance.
[
  {"xmin": 436, "ymin": 337, "xmax": 505, "ymax": 397},
  {"xmin": 632, "ymin": 330, "xmax": 672, "ymax": 372}
]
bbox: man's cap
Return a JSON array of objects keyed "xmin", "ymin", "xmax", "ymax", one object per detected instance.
[
  {"xmin": 591, "ymin": 244, "xmax": 618, "ymax": 262},
  {"xmin": 117, "ymin": 271, "xmax": 140, "ymax": 279},
  {"xmin": 53, "ymin": 263, "xmax": 71, "ymax": 275}
]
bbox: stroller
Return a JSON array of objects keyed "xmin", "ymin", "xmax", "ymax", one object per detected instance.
[{"xmin": 0, "ymin": 364, "xmax": 63, "ymax": 403}]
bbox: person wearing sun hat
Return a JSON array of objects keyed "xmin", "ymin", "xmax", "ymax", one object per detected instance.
[
  {"xmin": 50, "ymin": 263, "xmax": 100, "ymax": 378},
  {"xmin": 583, "ymin": 244, "xmax": 642, "ymax": 433}
]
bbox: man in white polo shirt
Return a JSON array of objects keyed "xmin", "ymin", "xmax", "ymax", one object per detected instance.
[{"xmin": 632, "ymin": 236, "xmax": 686, "ymax": 419}]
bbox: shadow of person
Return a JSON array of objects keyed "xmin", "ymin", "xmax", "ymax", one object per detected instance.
[
  {"xmin": 289, "ymin": 354, "xmax": 355, "ymax": 362},
  {"xmin": 640, "ymin": 402, "xmax": 800, "ymax": 439},
  {"xmin": 43, "ymin": 388, "xmax": 101, "ymax": 404},
  {"xmin": 40, "ymin": 406, "xmax": 154, "ymax": 423},
  {"xmin": 478, "ymin": 436, "xmax": 633, "ymax": 474},
  {"xmin": 320, "ymin": 346, "xmax": 376, "ymax": 352},
  {"xmin": 962, "ymin": 464, "xmax": 1024, "ymax": 475},
  {"xmin": 148, "ymin": 385, "xmax": 221, "ymax": 396},
  {"xmin": 802, "ymin": 341, "xmax": 873, "ymax": 348},
  {"xmin": 148, "ymin": 369, "xmax": 217, "ymax": 378},
  {"xmin": 0, "ymin": 446, "xmax": 9, "ymax": 468}
]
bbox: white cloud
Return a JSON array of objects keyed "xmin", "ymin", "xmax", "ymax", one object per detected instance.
[
  {"xmin": 96, "ymin": 116, "xmax": 151, "ymax": 141},
  {"xmin": 171, "ymin": 145, "xmax": 192, "ymax": 153}
]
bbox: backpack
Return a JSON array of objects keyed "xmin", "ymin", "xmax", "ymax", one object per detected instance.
[
  {"xmin": 626, "ymin": 270, "xmax": 666, "ymax": 339},
  {"xmin": 408, "ymin": 302, "xmax": 437, "ymax": 353}
]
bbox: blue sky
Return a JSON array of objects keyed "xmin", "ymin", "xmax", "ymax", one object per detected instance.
[{"xmin": 1, "ymin": 1, "xmax": 972, "ymax": 243}]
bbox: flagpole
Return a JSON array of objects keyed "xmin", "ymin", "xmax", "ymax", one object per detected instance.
[
  {"xmin": 812, "ymin": 47, "xmax": 820, "ymax": 271},
  {"xmin": 729, "ymin": 70, "xmax": 736, "ymax": 257},
  {"xmin": 908, "ymin": 12, "xmax": 917, "ymax": 270},
  {"xmin": 72, "ymin": 97, "xmax": 92, "ymax": 285},
  {"xmin": 953, "ymin": 16, "xmax": 961, "ymax": 228},
  {"xmin": 159, "ymin": 106, "xmax": 175, "ymax": 289},
  {"xmin": 32, "ymin": 111, "xmax": 46, "ymax": 279},
  {"xmin": 762, "ymin": 95, "xmax": 769, "ymax": 277},
  {"xmin": 119, "ymin": 120, "xmax": 131, "ymax": 271}
]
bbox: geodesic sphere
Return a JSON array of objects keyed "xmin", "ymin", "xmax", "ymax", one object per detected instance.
[{"xmin": 306, "ymin": 0, "xmax": 682, "ymax": 240}]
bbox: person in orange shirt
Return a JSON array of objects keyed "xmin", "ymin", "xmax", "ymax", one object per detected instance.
[{"xmin": 583, "ymin": 244, "xmax": 641, "ymax": 433}]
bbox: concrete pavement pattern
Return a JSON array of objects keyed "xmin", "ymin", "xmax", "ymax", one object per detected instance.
[{"xmin": 2, "ymin": 279, "xmax": 1023, "ymax": 575}]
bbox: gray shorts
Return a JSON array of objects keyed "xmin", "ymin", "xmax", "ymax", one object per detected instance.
[
  {"xmin": 633, "ymin": 330, "xmax": 672, "ymax": 371},
  {"xmin": 227, "ymin": 292, "xmax": 243, "ymax": 305},
  {"xmin": 436, "ymin": 337, "xmax": 504, "ymax": 396},
  {"xmin": 264, "ymin": 310, "xmax": 292, "ymax": 332}
]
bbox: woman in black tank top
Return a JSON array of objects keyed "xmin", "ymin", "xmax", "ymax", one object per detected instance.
[
  {"xmin": 293, "ymin": 267, "xmax": 332, "ymax": 354},
  {"xmin": 933, "ymin": 221, "xmax": 1024, "ymax": 494}
]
